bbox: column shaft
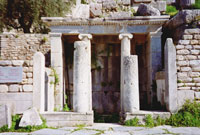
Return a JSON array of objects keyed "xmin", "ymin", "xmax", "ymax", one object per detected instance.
[
  {"xmin": 119, "ymin": 33, "xmax": 133, "ymax": 113},
  {"xmin": 33, "ymin": 52, "xmax": 45, "ymax": 112},
  {"xmin": 123, "ymin": 55, "xmax": 140, "ymax": 112},
  {"xmin": 78, "ymin": 34, "xmax": 93, "ymax": 111},
  {"xmin": 73, "ymin": 41, "xmax": 90, "ymax": 113}
]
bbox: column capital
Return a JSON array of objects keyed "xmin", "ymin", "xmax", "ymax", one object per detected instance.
[
  {"xmin": 119, "ymin": 33, "xmax": 133, "ymax": 40},
  {"xmin": 78, "ymin": 34, "xmax": 92, "ymax": 41},
  {"xmin": 50, "ymin": 33, "xmax": 62, "ymax": 38}
]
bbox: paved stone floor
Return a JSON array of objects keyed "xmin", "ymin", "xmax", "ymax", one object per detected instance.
[{"xmin": 1, "ymin": 123, "xmax": 200, "ymax": 135}]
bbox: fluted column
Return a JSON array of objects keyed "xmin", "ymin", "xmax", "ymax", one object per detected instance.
[{"xmin": 119, "ymin": 33, "xmax": 133, "ymax": 113}]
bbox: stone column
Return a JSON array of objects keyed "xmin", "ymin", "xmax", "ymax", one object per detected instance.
[
  {"xmin": 33, "ymin": 52, "xmax": 45, "ymax": 112},
  {"xmin": 50, "ymin": 33, "xmax": 63, "ymax": 110},
  {"xmin": 78, "ymin": 34, "xmax": 93, "ymax": 112},
  {"xmin": 73, "ymin": 41, "xmax": 90, "ymax": 113},
  {"xmin": 165, "ymin": 38, "xmax": 178, "ymax": 113},
  {"xmin": 119, "ymin": 33, "xmax": 133, "ymax": 113},
  {"xmin": 123, "ymin": 55, "xmax": 140, "ymax": 113}
]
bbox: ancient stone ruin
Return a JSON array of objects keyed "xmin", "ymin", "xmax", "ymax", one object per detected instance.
[{"xmin": 0, "ymin": 0, "xmax": 200, "ymax": 127}]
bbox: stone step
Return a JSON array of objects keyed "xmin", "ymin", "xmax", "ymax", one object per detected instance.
[
  {"xmin": 124, "ymin": 110, "xmax": 171, "ymax": 123},
  {"xmin": 41, "ymin": 111, "xmax": 93, "ymax": 128}
]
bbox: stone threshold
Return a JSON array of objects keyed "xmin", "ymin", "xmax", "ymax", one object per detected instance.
[
  {"xmin": 124, "ymin": 110, "xmax": 171, "ymax": 121},
  {"xmin": 40, "ymin": 111, "xmax": 93, "ymax": 127}
]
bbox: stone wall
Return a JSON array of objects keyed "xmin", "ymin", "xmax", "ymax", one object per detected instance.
[
  {"xmin": 0, "ymin": 33, "xmax": 50, "ymax": 114},
  {"xmin": 74, "ymin": 0, "xmax": 166, "ymax": 19},
  {"xmin": 176, "ymin": 28, "xmax": 200, "ymax": 107}
]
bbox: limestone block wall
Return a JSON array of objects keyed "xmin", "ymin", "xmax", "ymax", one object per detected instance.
[
  {"xmin": 176, "ymin": 28, "xmax": 200, "ymax": 107},
  {"xmin": 0, "ymin": 33, "xmax": 50, "ymax": 114}
]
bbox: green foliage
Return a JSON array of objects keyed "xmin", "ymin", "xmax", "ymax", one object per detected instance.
[
  {"xmin": 0, "ymin": 114, "xmax": 48, "ymax": 133},
  {"xmin": 166, "ymin": 100, "xmax": 200, "ymax": 127},
  {"xmin": 145, "ymin": 114, "xmax": 154, "ymax": 127},
  {"xmin": 192, "ymin": 0, "xmax": 200, "ymax": 9},
  {"xmin": 50, "ymin": 68, "xmax": 59, "ymax": 86},
  {"xmin": 166, "ymin": 5, "xmax": 178, "ymax": 16},
  {"xmin": 125, "ymin": 117, "xmax": 139, "ymax": 126},
  {"xmin": 125, "ymin": 101, "xmax": 200, "ymax": 128},
  {"xmin": 177, "ymin": 80, "xmax": 182, "ymax": 83},
  {"xmin": 0, "ymin": 0, "xmax": 75, "ymax": 33}
]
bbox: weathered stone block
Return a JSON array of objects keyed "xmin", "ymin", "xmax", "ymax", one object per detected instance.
[
  {"xmin": 176, "ymin": 45, "xmax": 184, "ymax": 49},
  {"xmin": 177, "ymin": 72, "xmax": 188, "ymax": 78},
  {"xmin": 12, "ymin": 60, "xmax": 24, "ymax": 66},
  {"xmin": 9, "ymin": 85, "xmax": 20, "ymax": 92},
  {"xmin": 195, "ymin": 92, "xmax": 200, "ymax": 99},
  {"xmin": 151, "ymin": 1, "xmax": 166, "ymax": 12},
  {"xmin": 109, "ymin": 11, "xmax": 132, "ymax": 19},
  {"xmin": 0, "ymin": 61, "xmax": 12, "ymax": 66},
  {"xmin": 185, "ymin": 45, "xmax": 192, "ymax": 49},
  {"xmin": 23, "ymin": 85, "xmax": 33, "ymax": 92},
  {"xmin": 26, "ymin": 73, "xmax": 33, "ymax": 78},
  {"xmin": 121, "ymin": 0, "xmax": 131, "ymax": 5},
  {"xmin": 177, "ymin": 90, "xmax": 194, "ymax": 108},
  {"xmin": 194, "ymin": 78, "xmax": 200, "ymax": 82},
  {"xmin": 72, "ymin": 4, "xmax": 90, "ymax": 19},
  {"xmin": 192, "ymin": 66, "xmax": 200, "ymax": 72},
  {"xmin": 90, "ymin": 3, "xmax": 102, "ymax": 18},
  {"xmin": 178, "ymin": 40, "xmax": 190, "ymax": 45},
  {"xmin": 191, "ymin": 50, "xmax": 199, "ymax": 55},
  {"xmin": 189, "ymin": 72, "xmax": 200, "ymax": 77},
  {"xmin": 0, "ymin": 105, "xmax": 11, "ymax": 128},
  {"xmin": 184, "ymin": 29, "xmax": 200, "ymax": 34},
  {"xmin": 190, "ymin": 40, "xmax": 199, "ymax": 45},
  {"xmin": 0, "ymin": 85, "xmax": 8, "ymax": 93},
  {"xmin": 194, "ymin": 45, "xmax": 200, "ymax": 50},
  {"xmin": 189, "ymin": 60, "xmax": 200, "ymax": 67},
  {"xmin": 180, "ymin": 67, "xmax": 191, "ymax": 72},
  {"xmin": 182, "ymin": 35, "xmax": 193, "ymax": 40},
  {"xmin": 28, "ymin": 78, "xmax": 33, "ymax": 84},
  {"xmin": 137, "ymin": 3, "xmax": 160, "ymax": 16},
  {"xmin": 102, "ymin": 0, "xmax": 117, "ymax": 10},
  {"xmin": 177, "ymin": 61, "xmax": 189, "ymax": 66},
  {"xmin": 19, "ymin": 108, "xmax": 42, "ymax": 127},
  {"xmin": 186, "ymin": 55, "xmax": 197, "ymax": 60},
  {"xmin": 176, "ymin": 55, "xmax": 185, "ymax": 61},
  {"xmin": 177, "ymin": 49, "xmax": 190, "ymax": 55},
  {"xmin": 194, "ymin": 35, "xmax": 200, "ymax": 39}
]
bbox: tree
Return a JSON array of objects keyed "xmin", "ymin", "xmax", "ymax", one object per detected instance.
[{"xmin": 0, "ymin": 0, "xmax": 75, "ymax": 33}]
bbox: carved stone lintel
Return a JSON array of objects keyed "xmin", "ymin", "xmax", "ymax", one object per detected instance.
[
  {"xmin": 78, "ymin": 34, "xmax": 92, "ymax": 41},
  {"xmin": 119, "ymin": 33, "xmax": 133, "ymax": 40}
]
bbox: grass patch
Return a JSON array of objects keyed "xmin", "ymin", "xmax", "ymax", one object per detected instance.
[
  {"xmin": 0, "ymin": 114, "xmax": 48, "ymax": 133},
  {"xmin": 192, "ymin": 0, "xmax": 200, "ymax": 9},
  {"xmin": 125, "ymin": 100, "xmax": 200, "ymax": 127},
  {"xmin": 166, "ymin": 5, "xmax": 178, "ymax": 16}
]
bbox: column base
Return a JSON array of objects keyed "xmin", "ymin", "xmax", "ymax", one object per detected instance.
[
  {"xmin": 122, "ymin": 111, "xmax": 171, "ymax": 124},
  {"xmin": 41, "ymin": 111, "xmax": 94, "ymax": 127}
]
